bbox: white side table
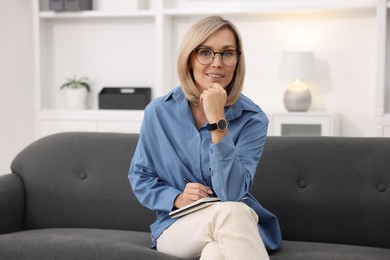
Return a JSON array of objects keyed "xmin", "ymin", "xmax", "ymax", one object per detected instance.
[{"xmin": 268, "ymin": 112, "xmax": 339, "ymax": 136}]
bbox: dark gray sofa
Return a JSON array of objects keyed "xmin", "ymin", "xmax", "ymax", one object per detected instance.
[{"xmin": 0, "ymin": 132, "xmax": 389, "ymax": 259}]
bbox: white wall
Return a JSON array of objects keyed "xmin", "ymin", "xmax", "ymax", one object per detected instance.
[
  {"xmin": 171, "ymin": 10, "xmax": 377, "ymax": 137},
  {"xmin": 0, "ymin": 0, "xmax": 34, "ymax": 174}
]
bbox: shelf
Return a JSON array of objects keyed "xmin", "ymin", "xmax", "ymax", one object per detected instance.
[
  {"xmin": 35, "ymin": 9, "xmax": 156, "ymax": 111},
  {"xmin": 39, "ymin": 109, "xmax": 144, "ymax": 121},
  {"xmin": 39, "ymin": 10, "xmax": 155, "ymax": 19},
  {"xmin": 163, "ymin": 0, "xmax": 377, "ymax": 16}
]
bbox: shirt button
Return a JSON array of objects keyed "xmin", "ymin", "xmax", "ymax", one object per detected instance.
[{"xmin": 196, "ymin": 133, "xmax": 200, "ymax": 138}]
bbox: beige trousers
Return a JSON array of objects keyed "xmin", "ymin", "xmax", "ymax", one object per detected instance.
[{"xmin": 157, "ymin": 202, "xmax": 269, "ymax": 260}]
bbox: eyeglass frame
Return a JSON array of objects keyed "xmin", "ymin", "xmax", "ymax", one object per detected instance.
[{"xmin": 194, "ymin": 48, "xmax": 241, "ymax": 67}]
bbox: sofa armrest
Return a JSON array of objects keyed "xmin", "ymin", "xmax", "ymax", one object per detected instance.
[{"xmin": 0, "ymin": 174, "xmax": 25, "ymax": 234}]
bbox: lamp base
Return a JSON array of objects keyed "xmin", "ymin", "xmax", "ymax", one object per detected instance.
[{"xmin": 283, "ymin": 80, "xmax": 311, "ymax": 112}]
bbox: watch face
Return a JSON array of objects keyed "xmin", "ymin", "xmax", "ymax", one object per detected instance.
[{"xmin": 217, "ymin": 119, "xmax": 228, "ymax": 131}]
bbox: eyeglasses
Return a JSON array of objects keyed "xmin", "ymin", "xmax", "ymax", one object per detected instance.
[{"xmin": 194, "ymin": 48, "xmax": 241, "ymax": 67}]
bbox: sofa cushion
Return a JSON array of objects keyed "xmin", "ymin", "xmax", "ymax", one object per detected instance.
[
  {"xmin": 11, "ymin": 133, "xmax": 155, "ymax": 232},
  {"xmin": 254, "ymin": 137, "xmax": 390, "ymax": 249},
  {"xmin": 270, "ymin": 240, "xmax": 390, "ymax": 260},
  {"xmin": 0, "ymin": 228, "xmax": 178, "ymax": 260}
]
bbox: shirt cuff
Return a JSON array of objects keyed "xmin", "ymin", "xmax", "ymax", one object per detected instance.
[
  {"xmin": 165, "ymin": 188, "xmax": 182, "ymax": 212},
  {"xmin": 210, "ymin": 133, "xmax": 235, "ymax": 158}
]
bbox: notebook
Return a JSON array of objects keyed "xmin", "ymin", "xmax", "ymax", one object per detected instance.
[{"xmin": 169, "ymin": 197, "xmax": 221, "ymax": 218}]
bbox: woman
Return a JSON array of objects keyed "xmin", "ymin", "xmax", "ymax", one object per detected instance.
[{"xmin": 129, "ymin": 16, "xmax": 281, "ymax": 259}]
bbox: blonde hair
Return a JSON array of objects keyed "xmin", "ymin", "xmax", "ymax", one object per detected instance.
[{"xmin": 177, "ymin": 16, "xmax": 245, "ymax": 106}]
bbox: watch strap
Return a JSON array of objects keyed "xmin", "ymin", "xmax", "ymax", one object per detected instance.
[
  {"xmin": 207, "ymin": 123, "xmax": 218, "ymax": 131},
  {"xmin": 206, "ymin": 118, "xmax": 228, "ymax": 132}
]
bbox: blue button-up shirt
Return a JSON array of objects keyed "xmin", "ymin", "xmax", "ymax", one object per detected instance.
[{"xmin": 128, "ymin": 86, "xmax": 281, "ymax": 250}]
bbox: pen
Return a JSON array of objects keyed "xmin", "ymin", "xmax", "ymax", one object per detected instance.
[{"xmin": 184, "ymin": 178, "xmax": 191, "ymax": 184}]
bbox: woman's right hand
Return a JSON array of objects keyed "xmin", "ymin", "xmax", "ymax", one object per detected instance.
[{"xmin": 174, "ymin": 183, "xmax": 213, "ymax": 208}]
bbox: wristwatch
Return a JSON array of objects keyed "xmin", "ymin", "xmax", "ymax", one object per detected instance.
[{"xmin": 207, "ymin": 118, "xmax": 229, "ymax": 132}]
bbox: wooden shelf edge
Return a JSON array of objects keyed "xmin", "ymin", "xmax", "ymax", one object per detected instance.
[
  {"xmin": 163, "ymin": 0, "xmax": 377, "ymax": 16},
  {"xmin": 39, "ymin": 10, "xmax": 155, "ymax": 19}
]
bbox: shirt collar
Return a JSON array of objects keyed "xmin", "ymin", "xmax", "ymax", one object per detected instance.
[{"xmin": 163, "ymin": 86, "xmax": 182, "ymax": 102}]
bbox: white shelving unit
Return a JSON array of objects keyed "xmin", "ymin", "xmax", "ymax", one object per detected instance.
[
  {"xmin": 33, "ymin": 0, "xmax": 387, "ymax": 138},
  {"xmin": 375, "ymin": 0, "xmax": 390, "ymax": 137},
  {"xmin": 383, "ymin": 0, "xmax": 390, "ymax": 136},
  {"xmin": 268, "ymin": 112, "xmax": 338, "ymax": 136}
]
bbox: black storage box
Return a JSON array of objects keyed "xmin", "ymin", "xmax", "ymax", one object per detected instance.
[
  {"xmin": 49, "ymin": 0, "xmax": 64, "ymax": 11},
  {"xmin": 99, "ymin": 87, "xmax": 151, "ymax": 110},
  {"xmin": 49, "ymin": 0, "xmax": 93, "ymax": 12}
]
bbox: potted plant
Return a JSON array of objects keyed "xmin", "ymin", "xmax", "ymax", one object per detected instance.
[{"xmin": 60, "ymin": 76, "xmax": 91, "ymax": 109}]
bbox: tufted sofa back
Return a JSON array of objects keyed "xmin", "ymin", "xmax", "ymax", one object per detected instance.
[
  {"xmin": 11, "ymin": 133, "xmax": 390, "ymax": 250},
  {"xmin": 11, "ymin": 132, "xmax": 154, "ymax": 232},
  {"xmin": 254, "ymin": 136, "xmax": 390, "ymax": 249}
]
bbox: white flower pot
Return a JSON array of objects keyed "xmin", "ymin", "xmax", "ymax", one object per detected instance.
[{"xmin": 66, "ymin": 88, "xmax": 88, "ymax": 109}]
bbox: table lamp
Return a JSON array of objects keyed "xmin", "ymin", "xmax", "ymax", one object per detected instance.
[{"xmin": 278, "ymin": 51, "xmax": 315, "ymax": 112}]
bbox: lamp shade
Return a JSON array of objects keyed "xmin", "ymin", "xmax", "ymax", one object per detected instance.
[{"xmin": 278, "ymin": 51, "xmax": 315, "ymax": 80}]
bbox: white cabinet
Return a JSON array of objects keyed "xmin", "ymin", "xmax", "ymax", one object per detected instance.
[
  {"xmin": 37, "ymin": 110, "xmax": 338, "ymax": 138},
  {"xmin": 33, "ymin": 0, "xmax": 386, "ymax": 138},
  {"xmin": 39, "ymin": 120, "xmax": 96, "ymax": 137},
  {"xmin": 268, "ymin": 112, "xmax": 338, "ymax": 136},
  {"xmin": 36, "ymin": 110, "xmax": 143, "ymax": 139}
]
